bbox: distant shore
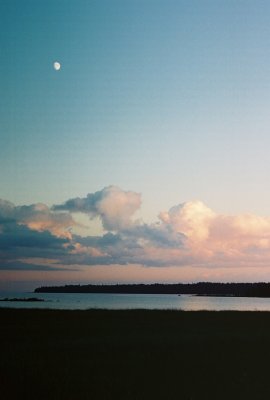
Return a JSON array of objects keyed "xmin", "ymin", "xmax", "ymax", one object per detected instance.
[
  {"xmin": 2, "ymin": 308, "xmax": 270, "ymax": 399},
  {"xmin": 35, "ymin": 282, "xmax": 270, "ymax": 297},
  {"xmin": 0, "ymin": 297, "xmax": 45, "ymax": 302}
]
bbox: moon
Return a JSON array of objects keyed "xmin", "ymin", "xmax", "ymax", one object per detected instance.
[{"xmin": 53, "ymin": 61, "xmax": 61, "ymax": 71}]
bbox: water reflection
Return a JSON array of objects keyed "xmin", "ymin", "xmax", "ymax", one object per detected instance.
[{"xmin": 2, "ymin": 292, "xmax": 270, "ymax": 311}]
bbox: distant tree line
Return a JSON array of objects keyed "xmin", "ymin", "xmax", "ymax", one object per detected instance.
[{"xmin": 35, "ymin": 282, "xmax": 270, "ymax": 297}]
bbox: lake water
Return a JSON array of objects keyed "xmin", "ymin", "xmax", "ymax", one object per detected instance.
[{"xmin": 2, "ymin": 292, "xmax": 270, "ymax": 311}]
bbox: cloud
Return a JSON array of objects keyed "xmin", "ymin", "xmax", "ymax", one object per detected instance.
[
  {"xmin": 0, "ymin": 199, "xmax": 75, "ymax": 238},
  {"xmin": 0, "ymin": 199, "xmax": 74, "ymax": 271},
  {"xmin": 0, "ymin": 260, "xmax": 70, "ymax": 271},
  {"xmin": 3, "ymin": 188, "xmax": 270, "ymax": 275},
  {"xmin": 66, "ymin": 198, "xmax": 270, "ymax": 268},
  {"xmin": 160, "ymin": 200, "xmax": 270, "ymax": 263},
  {"xmin": 159, "ymin": 200, "xmax": 216, "ymax": 242},
  {"xmin": 53, "ymin": 185, "xmax": 141, "ymax": 231},
  {"xmin": 0, "ymin": 222, "xmax": 67, "ymax": 250},
  {"xmin": 0, "ymin": 221, "xmax": 71, "ymax": 266},
  {"xmin": 66, "ymin": 221, "xmax": 186, "ymax": 267}
]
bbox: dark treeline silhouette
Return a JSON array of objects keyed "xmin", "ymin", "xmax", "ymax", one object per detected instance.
[{"xmin": 35, "ymin": 282, "xmax": 270, "ymax": 297}]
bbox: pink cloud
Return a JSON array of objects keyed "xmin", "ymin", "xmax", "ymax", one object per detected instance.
[
  {"xmin": 160, "ymin": 200, "xmax": 270, "ymax": 266},
  {"xmin": 3, "ymin": 188, "xmax": 270, "ymax": 281}
]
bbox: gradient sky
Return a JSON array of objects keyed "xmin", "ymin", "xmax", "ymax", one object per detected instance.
[{"xmin": 2, "ymin": 0, "xmax": 270, "ymax": 291}]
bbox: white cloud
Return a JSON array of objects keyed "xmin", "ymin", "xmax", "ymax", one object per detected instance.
[{"xmin": 53, "ymin": 185, "xmax": 141, "ymax": 231}]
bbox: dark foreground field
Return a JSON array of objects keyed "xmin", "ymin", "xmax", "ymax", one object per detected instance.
[{"xmin": 2, "ymin": 309, "xmax": 270, "ymax": 400}]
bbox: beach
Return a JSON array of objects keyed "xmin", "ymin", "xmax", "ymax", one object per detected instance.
[{"xmin": 1, "ymin": 309, "xmax": 270, "ymax": 399}]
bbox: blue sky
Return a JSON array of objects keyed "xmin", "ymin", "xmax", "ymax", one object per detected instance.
[{"xmin": 2, "ymin": 1, "xmax": 270, "ymax": 289}]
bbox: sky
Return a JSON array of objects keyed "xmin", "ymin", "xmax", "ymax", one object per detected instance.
[{"xmin": 2, "ymin": 0, "xmax": 270, "ymax": 291}]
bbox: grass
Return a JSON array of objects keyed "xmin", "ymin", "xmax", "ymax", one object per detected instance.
[{"xmin": 1, "ymin": 309, "xmax": 270, "ymax": 399}]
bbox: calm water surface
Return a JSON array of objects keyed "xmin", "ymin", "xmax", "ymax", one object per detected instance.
[{"xmin": 2, "ymin": 292, "xmax": 270, "ymax": 311}]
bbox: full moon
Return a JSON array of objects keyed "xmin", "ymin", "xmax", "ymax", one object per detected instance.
[{"xmin": 53, "ymin": 61, "xmax": 61, "ymax": 71}]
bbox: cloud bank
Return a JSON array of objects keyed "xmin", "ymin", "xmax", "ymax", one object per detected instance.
[{"xmin": 2, "ymin": 186, "xmax": 270, "ymax": 277}]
